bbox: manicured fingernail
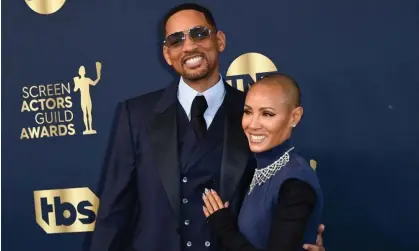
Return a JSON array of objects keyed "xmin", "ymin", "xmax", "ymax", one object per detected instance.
[
  {"xmin": 211, "ymin": 189, "xmax": 215, "ymax": 193},
  {"xmin": 205, "ymin": 188, "xmax": 209, "ymax": 194},
  {"xmin": 202, "ymin": 193, "xmax": 206, "ymax": 199}
]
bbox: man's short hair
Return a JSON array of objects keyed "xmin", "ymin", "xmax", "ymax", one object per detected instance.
[
  {"xmin": 162, "ymin": 3, "xmax": 217, "ymax": 36},
  {"xmin": 259, "ymin": 73, "xmax": 302, "ymax": 108}
]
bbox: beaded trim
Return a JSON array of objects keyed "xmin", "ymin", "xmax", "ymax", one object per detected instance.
[{"xmin": 248, "ymin": 147, "xmax": 294, "ymax": 194}]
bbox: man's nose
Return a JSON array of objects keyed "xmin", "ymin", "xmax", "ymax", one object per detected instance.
[{"xmin": 182, "ymin": 34, "xmax": 198, "ymax": 52}]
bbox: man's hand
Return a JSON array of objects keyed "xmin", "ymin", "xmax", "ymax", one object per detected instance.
[{"xmin": 303, "ymin": 224, "xmax": 325, "ymax": 251}]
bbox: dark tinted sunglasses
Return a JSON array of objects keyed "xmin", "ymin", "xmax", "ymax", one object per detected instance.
[{"xmin": 163, "ymin": 26, "xmax": 212, "ymax": 49}]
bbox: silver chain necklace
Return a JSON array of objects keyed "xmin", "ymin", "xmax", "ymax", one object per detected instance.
[{"xmin": 248, "ymin": 147, "xmax": 295, "ymax": 194}]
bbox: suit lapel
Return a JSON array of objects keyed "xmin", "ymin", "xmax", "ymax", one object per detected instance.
[
  {"xmin": 220, "ymin": 84, "xmax": 250, "ymax": 201},
  {"xmin": 148, "ymin": 82, "xmax": 180, "ymax": 219}
]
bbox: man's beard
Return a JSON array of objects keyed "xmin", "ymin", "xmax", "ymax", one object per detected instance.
[
  {"xmin": 182, "ymin": 67, "xmax": 210, "ymax": 82},
  {"xmin": 180, "ymin": 51, "xmax": 212, "ymax": 82}
]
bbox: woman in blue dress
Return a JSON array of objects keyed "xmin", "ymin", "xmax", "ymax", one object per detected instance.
[{"xmin": 202, "ymin": 73, "xmax": 323, "ymax": 251}]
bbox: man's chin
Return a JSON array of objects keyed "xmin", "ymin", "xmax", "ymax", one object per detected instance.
[{"xmin": 182, "ymin": 70, "xmax": 209, "ymax": 82}]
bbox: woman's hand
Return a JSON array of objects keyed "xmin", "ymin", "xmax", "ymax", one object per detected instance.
[{"xmin": 202, "ymin": 188, "xmax": 229, "ymax": 217}]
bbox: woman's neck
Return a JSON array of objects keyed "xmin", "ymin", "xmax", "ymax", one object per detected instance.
[{"xmin": 254, "ymin": 139, "xmax": 294, "ymax": 169}]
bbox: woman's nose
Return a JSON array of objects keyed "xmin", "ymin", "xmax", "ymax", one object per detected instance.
[{"xmin": 248, "ymin": 116, "xmax": 261, "ymax": 129}]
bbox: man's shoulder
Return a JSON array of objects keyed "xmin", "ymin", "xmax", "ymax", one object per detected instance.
[
  {"xmin": 224, "ymin": 83, "xmax": 246, "ymax": 112},
  {"xmin": 225, "ymin": 83, "xmax": 246, "ymax": 102},
  {"xmin": 124, "ymin": 88, "xmax": 165, "ymax": 110},
  {"xmin": 225, "ymin": 83, "xmax": 246, "ymax": 98},
  {"xmin": 113, "ymin": 87, "xmax": 168, "ymax": 124},
  {"xmin": 117, "ymin": 84, "xmax": 173, "ymax": 112}
]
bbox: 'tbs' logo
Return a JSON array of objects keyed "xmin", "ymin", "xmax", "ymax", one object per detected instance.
[{"xmin": 34, "ymin": 187, "xmax": 99, "ymax": 233}]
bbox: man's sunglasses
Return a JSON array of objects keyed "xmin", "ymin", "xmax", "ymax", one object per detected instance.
[{"xmin": 163, "ymin": 26, "xmax": 212, "ymax": 49}]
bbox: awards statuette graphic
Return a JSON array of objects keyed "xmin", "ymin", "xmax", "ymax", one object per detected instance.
[{"xmin": 73, "ymin": 62, "xmax": 102, "ymax": 135}]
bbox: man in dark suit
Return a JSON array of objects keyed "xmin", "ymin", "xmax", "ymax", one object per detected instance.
[{"xmin": 88, "ymin": 3, "xmax": 325, "ymax": 251}]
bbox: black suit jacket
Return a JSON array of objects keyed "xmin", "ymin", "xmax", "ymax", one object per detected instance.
[{"xmin": 88, "ymin": 81, "xmax": 255, "ymax": 251}]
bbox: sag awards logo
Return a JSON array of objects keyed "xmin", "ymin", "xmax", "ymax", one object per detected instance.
[
  {"xmin": 25, "ymin": 0, "xmax": 66, "ymax": 15},
  {"xmin": 34, "ymin": 187, "xmax": 99, "ymax": 234},
  {"xmin": 224, "ymin": 52, "xmax": 278, "ymax": 92},
  {"xmin": 20, "ymin": 62, "xmax": 102, "ymax": 140}
]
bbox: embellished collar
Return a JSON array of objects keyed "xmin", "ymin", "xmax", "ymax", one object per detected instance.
[
  {"xmin": 254, "ymin": 138, "xmax": 293, "ymax": 169},
  {"xmin": 249, "ymin": 139, "xmax": 295, "ymax": 194}
]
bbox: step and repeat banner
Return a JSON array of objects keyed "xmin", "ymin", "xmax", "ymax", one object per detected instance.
[{"xmin": 2, "ymin": 0, "xmax": 418, "ymax": 251}]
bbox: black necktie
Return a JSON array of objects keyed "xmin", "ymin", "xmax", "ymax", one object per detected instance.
[{"xmin": 190, "ymin": 95, "xmax": 208, "ymax": 140}]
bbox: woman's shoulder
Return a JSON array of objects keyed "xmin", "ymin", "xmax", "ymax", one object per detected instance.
[
  {"xmin": 272, "ymin": 153, "xmax": 320, "ymax": 188},
  {"xmin": 281, "ymin": 153, "xmax": 314, "ymax": 173}
]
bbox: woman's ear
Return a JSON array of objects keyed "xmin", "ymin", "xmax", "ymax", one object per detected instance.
[{"xmin": 290, "ymin": 106, "xmax": 304, "ymax": 128}]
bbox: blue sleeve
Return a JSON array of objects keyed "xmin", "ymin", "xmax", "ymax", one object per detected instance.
[{"xmin": 87, "ymin": 101, "xmax": 138, "ymax": 251}]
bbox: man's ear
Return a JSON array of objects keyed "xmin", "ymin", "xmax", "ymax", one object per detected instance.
[{"xmin": 216, "ymin": 31, "xmax": 226, "ymax": 52}]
